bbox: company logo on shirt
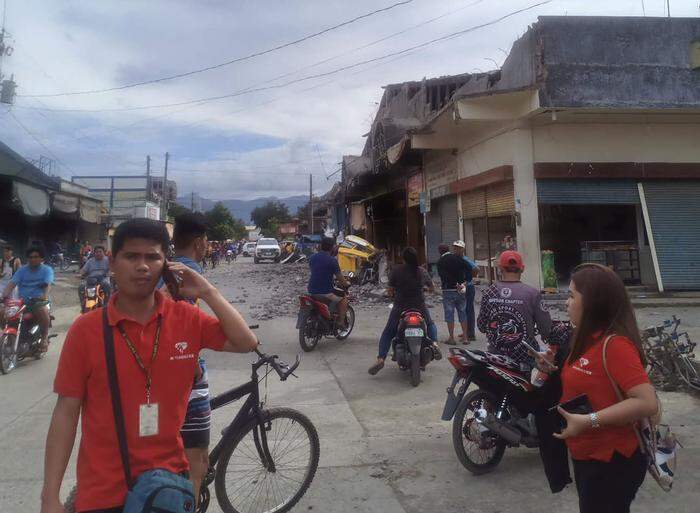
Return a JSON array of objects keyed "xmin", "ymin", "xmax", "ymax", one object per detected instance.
[
  {"xmin": 572, "ymin": 357, "xmax": 593, "ymax": 375},
  {"xmin": 170, "ymin": 341, "xmax": 195, "ymax": 361},
  {"xmin": 579, "ymin": 357, "xmax": 589, "ymax": 367},
  {"xmin": 500, "ymin": 287, "xmax": 512, "ymax": 299}
]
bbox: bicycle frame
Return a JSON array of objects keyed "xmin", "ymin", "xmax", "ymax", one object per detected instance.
[{"xmin": 206, "ymin": 357, "xmax": 276, "ymax": 476}]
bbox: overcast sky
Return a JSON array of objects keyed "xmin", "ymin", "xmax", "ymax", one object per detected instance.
[{"xmin": 1, "ymin": 0, "xmax": 698, "ymax": 200}]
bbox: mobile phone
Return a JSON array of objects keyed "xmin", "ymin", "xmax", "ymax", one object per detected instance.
[
  {"xmin": 162, "ymin": 261, "xmax": 183, "ymax": 301},
  {"xmin": 550, "ymin": 394, "xmax": 593, "ymax": 415}
]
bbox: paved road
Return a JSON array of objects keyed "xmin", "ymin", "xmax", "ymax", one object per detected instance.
[{"xmin": 2, "ymin": 259, "xmax": 699, "ymax": 513}]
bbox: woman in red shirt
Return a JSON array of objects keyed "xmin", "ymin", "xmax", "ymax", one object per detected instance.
[{"xmin": 554, "ymin": 264, "xmax": 657, "ymax": 513}]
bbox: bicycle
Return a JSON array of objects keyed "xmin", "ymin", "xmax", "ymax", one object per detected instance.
[
  {"xmin": 198, "ymin": 338, "xmax": 320, "ymax": 513},
  {"xmin": 642, "ymin": 316, "xmax": 700, "ymax": 392}
]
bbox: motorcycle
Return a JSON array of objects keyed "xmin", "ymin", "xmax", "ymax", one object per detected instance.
[
  {"xmin": 440, "ymin": 321, "xmax": 571, "ymax": 475},
  {"xmin": 296, "ymin": 287, "xmax": 355, "ymax": 352},
  {"xmin": 391, "ymin": 309, "xmax": 436, "ymax": 387},
  {"xmin": 81, "ymin": 281, "xmax": 106, "ymax": 313},
  {"xmin": 225, "ymin": 249, "xmax": 235, "ymax": 264},
  {"xmin": 0, "ymin": 299, "xmax": 57, "ymax": 374}
]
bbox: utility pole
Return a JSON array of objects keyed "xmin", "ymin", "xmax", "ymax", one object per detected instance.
[
  {"xmin": 162, "ymin": 152, "xmax": 169, "ymax": 220},
  {"xmin": 666, "ymin": 0, "xmax": 671, "ymax": 17},
  {"xmin": 146, "ymin": 155, "xmax": 151, "ymax": 200},
  {"xmin": 191, "ymin": 191, "xmax": 194, "ymax": 211},
  {"xmin": 309, "ymin": 173, "xmax": 313, "ymax": 234}
]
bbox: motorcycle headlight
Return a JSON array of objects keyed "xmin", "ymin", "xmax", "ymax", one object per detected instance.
[
  {"xmin": 86, "ymin": 287, "xmax": 97, "ymax": 297},
  {"xmin": 5, "ymin": 306, "xmax": 21, "ymax": 317}
]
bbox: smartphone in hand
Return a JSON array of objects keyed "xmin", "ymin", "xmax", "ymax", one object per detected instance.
[{"xmin": 161, "ymin": 261, "xmax": 183, "ymax": 301}]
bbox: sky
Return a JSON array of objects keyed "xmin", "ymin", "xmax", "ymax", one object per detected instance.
[{"xmin": 1, "ymin": 0, "xmax": 698, "ymax": 200}]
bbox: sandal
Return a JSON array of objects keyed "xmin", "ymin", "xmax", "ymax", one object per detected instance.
[{"xmin": 368, "ymin": 361, "xmax": 385, "ymax": 375}]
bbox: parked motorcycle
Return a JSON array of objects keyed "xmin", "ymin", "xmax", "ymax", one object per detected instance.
[
  {"xmin": 81, "ymin": 281, "xmax": 106, "ymax": 313},
  {"xmin": 441, "ymin": 321, "xmax": 571, "ymax": 474},
  {"xmin": 391, "ymin": 309, "xmax": 435, "ymax": 387},
  {"xmin": 0, "ymin": 299, "xmax": 56, "ymax": 374},
  {"xmin": 296, "ymin": 287, "xmax": 355, "ymax": 352}
]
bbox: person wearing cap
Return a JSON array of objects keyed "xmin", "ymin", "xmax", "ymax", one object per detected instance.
[
  {"xmin": 477, "ymin": 250, "xmax": 551, "ymax": 367},
  {"xmin": 436, "ymin": 242, "xmax": 473, "ymax": 345},
  {"xmin": 453, "ymin": 240, "xmax": 479, "ymax": 342}
]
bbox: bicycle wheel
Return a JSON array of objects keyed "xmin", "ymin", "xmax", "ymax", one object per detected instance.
[
  {"xmin": 673, "ymin": 356, "xmax": 700, "ymax": 391},
  {"xmin": 215, "ymin": 407, "xmax": 320, "ymax": 513}
]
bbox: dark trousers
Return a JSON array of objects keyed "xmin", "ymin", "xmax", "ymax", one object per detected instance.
[
  {"xmin": 465, "ymin": 284, "xmax": 476, "ymax": 337},
  {"xmin": 573, "ymin": 449, "xmax": 646, "ymax": 513}
]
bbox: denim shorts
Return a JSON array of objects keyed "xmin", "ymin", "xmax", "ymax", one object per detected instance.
[{"xmin": 442, "ymin": 290, "xmax": 466, "ymax": 323}]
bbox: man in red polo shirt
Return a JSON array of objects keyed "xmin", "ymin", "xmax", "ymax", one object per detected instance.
[{"xmin": 41, "ymin": 219, "xmax": 258, "ymax": 513}]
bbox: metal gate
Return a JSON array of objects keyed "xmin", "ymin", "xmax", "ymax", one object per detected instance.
[
  {"xmin": 537, "ymin": 180, "xmax": 640, "ymax": 204},
  {"xmin": 440, "ymin": 195, "xmax": 460, "ymax": 245},
  {"xmin": 426, "ymin": 205, "xmax": 442, "ymax": 264},
  {"xmin": 643, "ymin": 181, "xmax": 700, "ymax": 290}
]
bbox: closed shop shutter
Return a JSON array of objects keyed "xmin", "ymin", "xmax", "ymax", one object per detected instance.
[
  {"xmin": 426, "ymin": 205, "xmax": 442, "ymax": 264},
  {"xmin": 441, "ymin": 195, "xmax": 460, "ymax": 244},
  {"xmin": 461, "ymin": 188, "xmax": 487, "ymax": 219},
  {"xmin": 486, "ymin": 181, "xmax": 515, "ymax": 216},
  {"xmin": 538, "ymin": 180, "xmax": 640, "ymax": 204},
  {"xmin": 643, "ymin": 181, "xmax": 700, "ymax": 290}
]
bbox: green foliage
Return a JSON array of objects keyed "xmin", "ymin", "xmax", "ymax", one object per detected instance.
[
  {"xmin": 205, "ymin": 202, "xmax": 247, "ymax": 241},
  {"xmin": 251, "ymin": 201, "xmax": 290, "ymax": 237},
  {"xmin": 167, "ymin": 202, "xmax": 191, "ymax": 221}
]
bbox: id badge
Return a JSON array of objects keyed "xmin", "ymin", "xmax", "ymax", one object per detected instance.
[{"xmin": 139, "ymin": 403, "xmax": 159, "ymax": 437}]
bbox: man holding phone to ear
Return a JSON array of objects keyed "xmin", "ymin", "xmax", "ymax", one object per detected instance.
[{"xmin": 41, "ymin": 218, "xmax": 258, "ymax": 513}]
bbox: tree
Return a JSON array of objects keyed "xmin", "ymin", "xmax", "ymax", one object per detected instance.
[
  {"xmin": 205, "ymin": 202, "xmax": 247, "ymax": 241},
  {"xmin": 167, "ymin": 202, "xmax": 191, "ymax": 221},
  {"xmin": 251, "ymin": 201, "xmax": 290, "ymax": 237}
]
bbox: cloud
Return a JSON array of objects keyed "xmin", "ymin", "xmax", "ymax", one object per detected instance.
[{"xmin": 1, "ymin": 0, "xmax": 697, "ymax": 200}]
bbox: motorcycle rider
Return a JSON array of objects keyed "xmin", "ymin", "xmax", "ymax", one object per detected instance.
[
  {"xmin": 2, "ymin": 245, "xmax": 54, "ymax": 352},
  {"xmin": 477, "ymin": 250, "xmax": 551, "ymax": 369},
  {"xmin": 78, "ymin": 245, "xmax": 111, "ymax": 310},
  {"xmin": 368, "ymin": 247, "xmax": 440, "ymax": 375},
  {"xmin": 308, "ymin": 237, "xmax": 350, "ymax": 328}
]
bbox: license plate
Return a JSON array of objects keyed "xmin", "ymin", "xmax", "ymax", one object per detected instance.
[{"xmin": 405, "ymin": 328, "xmax": 424, "ymax": 337}]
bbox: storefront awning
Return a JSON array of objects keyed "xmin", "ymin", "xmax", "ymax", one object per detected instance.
[
  {"xmin": 80, "ymin": 199, "xmax": 101, "ymax": 223},
  {"xmin": 52, "ymin": 192, "xmax": 80, "ymax": 215},
  {"xmin": 13, "ymin": 181, "xmax": 50, "ymax": 216}
]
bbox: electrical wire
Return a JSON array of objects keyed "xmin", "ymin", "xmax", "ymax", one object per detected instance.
[
  {"xmin": 18, "ymin": 0, "xmax": 552, "ymax": 114},
  {"xmin": 18, "ymin": 0, "xmax": 414, "ymax": 98}
]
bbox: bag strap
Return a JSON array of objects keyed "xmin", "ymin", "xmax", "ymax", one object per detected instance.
[
  {"xmin": 102, "ymin": 307, "xmax": 133, "ymax": 489},
  {"xmin": 601, "ymin": 334, "xmax": 625, "ymax": 402}
]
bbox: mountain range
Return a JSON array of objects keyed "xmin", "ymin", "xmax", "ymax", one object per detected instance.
[{"xmin": 176, "ymin": 195, "xmax": 308, "ymax": 224}]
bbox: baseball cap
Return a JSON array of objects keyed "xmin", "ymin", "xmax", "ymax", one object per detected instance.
[
  {"xmin": 452, "ymin": 240, "xmax": 466, "ymax": 248},
  {"xmin": 498, "ymin": 250, "xmax": 524, "ymax": 271}
]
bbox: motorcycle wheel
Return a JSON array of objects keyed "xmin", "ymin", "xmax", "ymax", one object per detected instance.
[
  {"xmin": 452, "ymin": 389, "xmax": 506, "ymax": 475},
  {"xmin": 299, "ymin": 311, "xmax": 320, "ymax": 352},
  {"xmin": 0, "ymin": 334, "xmax": 18, "ymax": 374},
  {"xmin": 409, "ymin": 353, "xmax": 421, "ymax": 387},
  {"xmin": 335, "ymin": 305, "xmax": 355, "ymax": 340}
]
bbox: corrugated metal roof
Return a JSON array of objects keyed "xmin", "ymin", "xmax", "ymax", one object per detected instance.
[{"xmin": 0, "ymin": 140, "xmax": 57, "ymax": 189}]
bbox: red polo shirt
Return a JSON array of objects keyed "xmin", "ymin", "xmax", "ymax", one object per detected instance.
[
  {"xmin": 560, "ymin": 334, "xmax": 650, "ymax": 462},
  {"xmin": 54, "ymin": 291, "xmax": 227, "ymax": 512}
]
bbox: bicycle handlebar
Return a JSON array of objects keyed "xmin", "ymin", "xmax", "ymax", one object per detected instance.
[{"xmin": 249, "ymin": 325, "xmax": 300, "ymax": 381}]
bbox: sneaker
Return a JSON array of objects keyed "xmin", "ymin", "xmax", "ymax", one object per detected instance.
[{"xmin": 368, "ymin": 361, "xmax": 385, "ymax": 375}]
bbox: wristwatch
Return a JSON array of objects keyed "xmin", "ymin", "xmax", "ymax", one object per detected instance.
[{"xmin": 589, "ymin": 412, "xmax": 601, "ymax": 429}]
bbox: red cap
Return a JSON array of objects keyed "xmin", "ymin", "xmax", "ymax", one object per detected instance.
[{"xmin": 498, "ymin": 250, "xmax": 524, "ymax": 272}]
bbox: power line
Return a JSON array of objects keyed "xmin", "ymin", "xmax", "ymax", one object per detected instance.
[
  {"xmin": 7, "ymin": 109, "xmax": 76, "ymax": 176},
  {"xmin": 19, "ymin": 0, "xmax": 414, "ymax": 98},
  {"xmin": 19, "ymin": 1, "xmax": 551, "ymax": 114}
]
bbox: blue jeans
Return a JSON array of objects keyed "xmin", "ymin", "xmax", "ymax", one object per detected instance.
[
  {"xmin": 465, "ymin": 284, "xmax": 476, "ymax": 337},
  {"xmin": 378, "ymin": 306, "xmax": 438, "ymax": 359},
  {"xmin": 442, "ymin": 290, "xmax": 466, "ymax": 323}
]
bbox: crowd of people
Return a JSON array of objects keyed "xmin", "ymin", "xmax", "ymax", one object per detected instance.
[{"xmin": 0, "ymin": 213, "xmax": 660, "ymax": 513}]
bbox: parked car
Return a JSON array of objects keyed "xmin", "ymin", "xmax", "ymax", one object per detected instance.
[
  {"xmin": 242, "ymin": 242, "xmax": 257, "ymax": 257},
  {"xmin": 254, "ymin": 238, "xmax": 281, "ymax": 263}
]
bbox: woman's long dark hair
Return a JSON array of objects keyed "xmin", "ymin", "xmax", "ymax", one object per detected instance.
[
  {"xmin": 402, "ymin": 247, "xmax": 420, "ymax": 278},
  {"xmin": 568, "ymin": 264, "xmax": 646, "ymax": 365}
]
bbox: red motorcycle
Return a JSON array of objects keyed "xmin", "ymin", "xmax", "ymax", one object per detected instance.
[
  {"xmin": 296, "ymin": 287, "xmax": 355, "ymax": 352},
  {"xmin": 0, "ymin": 299, "xmax": 56, "ymax": 374}
]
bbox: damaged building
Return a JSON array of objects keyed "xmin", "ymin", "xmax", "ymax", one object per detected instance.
[{"xmin": 342, "ymin": 15, "xmax": 700, "ymax": 291}]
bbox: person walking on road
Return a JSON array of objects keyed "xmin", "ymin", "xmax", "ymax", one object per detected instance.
[
  {"xmin": 436, "ymin": 242, "xmax": 473, "ymax": 345},
  {"xmin": 554, "ymin": 263, "xmax": 658, "ymax": 513},
  {"xmin": 40, "ymin": 218, "xmax": 258, "ymax": 513}
]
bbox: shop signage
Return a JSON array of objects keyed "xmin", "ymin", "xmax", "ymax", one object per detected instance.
[
  {"xmin": 419, "ymin": 192, "xmax": 430, "ymax": 214},
  {"xmin": 430, "ymin": 184, "xmax": 450, "ymax": 200},
  {"xmin": 407, "ymin": 172, "xmax": 423, "ymax": 207}
]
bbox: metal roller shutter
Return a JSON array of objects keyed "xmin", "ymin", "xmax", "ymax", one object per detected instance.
[
  {"xmin": 461, "ymin": 189, "xmax": 487, "ymax": 219},
  {"xmin": 538, "ymin": 180, "xmax": 640, "ymax": 204},
  {"xmin": 643, "ymin": 181, "xmax": 700, "ymax": 290},
  {"xmin": 426, "ymin": 206, "xmax": 442, "ymax": 264},
  {"xmin": 486, "ymin": 181, "xmax": 515, "ymax": 216},
  {"xmin": 441, "ymin": 195, "xmax": 460, "ymax": 244}
]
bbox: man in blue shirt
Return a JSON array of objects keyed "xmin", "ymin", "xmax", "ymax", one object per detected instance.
[
  {"xmin": 308, "ymin": 237, "xmax": 350, "ymax": 327},
  {"xmin": 2, "ymin": 245, "xmax": 54, "ymax": 351},
  {"xmin": 454, "ymin": 240, "xmax": 479, "ymax": 342}
]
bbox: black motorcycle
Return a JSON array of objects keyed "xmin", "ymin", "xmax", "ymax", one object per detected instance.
[
  {"xmin": 296, "ymin": 287, "xmax": 355, "ymax": 352},
  {"xmin": 441, "ymin": 321, "xmax": 571, "ymax": 474},
  {"xmin": 391, "ymin": 309, "xmax": 435, "ymax": 387}
]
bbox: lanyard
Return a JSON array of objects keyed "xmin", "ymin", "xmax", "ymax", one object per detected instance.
[{"xmin": 116, "ymin": 317, "xmax": 162, "ymax": 404}]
